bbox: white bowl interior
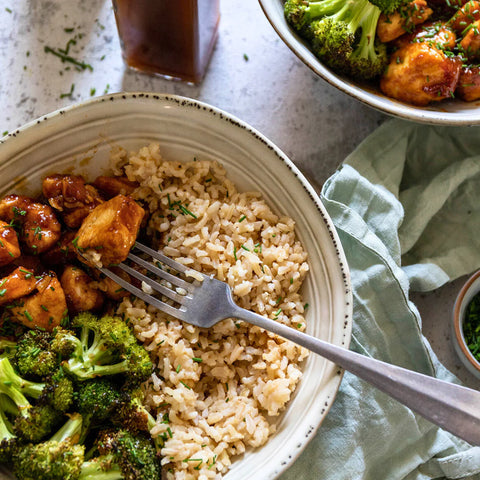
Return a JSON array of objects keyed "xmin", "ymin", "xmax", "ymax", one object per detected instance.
[
  {"xmin": 0, "ymin": 93, "xmax": 352, "ymax": 479},
  {"xmin": 258, "ymin": 0, "xmax": 480, "ymax": 125}
]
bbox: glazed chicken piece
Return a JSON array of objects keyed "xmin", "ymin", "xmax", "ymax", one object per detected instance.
[
  {"xmin": 456, "ymin": 66, "xmax": 480, "ymax": 100},
  {"xmin": 428, "ymin": 0, "xmax": 467, "ymax": 16},
  {"xmin": 42, "ymin": 174, "xmax": 104, "ymax": 228},
  {"xmin": 449, "ymin": 1, "xmax": 480, "ymax": 59},
  {"xmin": 459, "ymin": 20, "xmax": 480, "ymax": 58},
  {"xmin": 41, "ymin": 230, "xmax": 79, "ymax": 267},
  {"xmin": 60, "ymin": 265, "xmax": 104, "ymax": 313},
  {"xmin": 94, "ymin": 266, "xmax": 131, "ymax": 301},
  {"xmin": 92, "ymin": 176, "xmax": 139, "ymax": 199},
  {"xmin": 377, "ymin": 0, "xmax": 433, "ymax": 43},
  {"xmin": 76, "ymin": 194, "xmax": 145, "ymax": 267},
  {"xmin": 0, "ymin": 195, "xmax": 62, "ymax": 254},
  {"xmin": 0, "ymin": 266, "xmax": 37, "ymax": 306},
  {"xmin": 449, "ymin": 1, "xmax": 480, "ymax": 33},
  {"xmin": 7, "ymin": 272, "xmax": 67, "ymax": 331},
  {"xmin": 380, "ymin": 23, "xmax": 461, "ymax": 106},
  {"xmin": 0, "ymin": 221, "xmax": 21, "ymax": 267}
]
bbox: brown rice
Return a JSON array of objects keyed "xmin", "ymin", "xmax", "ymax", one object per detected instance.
[{"xmin": 112, "ymin": 143, "xmax": 309, "ymax": 479}]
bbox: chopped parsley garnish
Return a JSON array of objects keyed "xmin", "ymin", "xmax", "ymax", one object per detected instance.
[{"xmin": 463, "ymin": 292, "xmax": 480, "ymax": 361}]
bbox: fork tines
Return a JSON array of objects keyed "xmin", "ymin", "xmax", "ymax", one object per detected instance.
[{"xmin": 98, "ymin": 242, "xmax": 201, "ymax": 320}]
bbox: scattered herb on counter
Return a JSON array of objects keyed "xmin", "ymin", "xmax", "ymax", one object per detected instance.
[
  {"xmin": 5, "ymin": 7, "xmax": 12, "ymax": 13},
  {"xmin": 243, "ymin": 53, "xmax": 249, "ymax": 61},
  {"xmin": 103, "ymin": 83, "xmax": 110, "ymax": 94},
  {"xmin": 44, "ymin": 45, "xmax": 93, "ymax": 72},
  {"xmin": 1, "ymin": 131, "xmax": 7, "ymax": 137},
  {"xmin": 90, "ymin": 87, "xmax": 96, "ymax": 96},
  {"xmin": 464, "ymin": 292, "xmax": 480, "ymax": 360},
  {"xmin": 59, "ymin": 83, "xmax": 75, "ymax": 99}
]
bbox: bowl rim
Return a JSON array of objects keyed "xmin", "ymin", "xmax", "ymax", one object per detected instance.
[
  {"xmin": 258, "ymin": 0, "xmax": 480, "ymax": 126},
  {"xmin": 0, "ymin": 91, "xmax": 353, "ymax": 479},
  {"xmin": 453, "ymin": 269, "xmax": 480, "ymax": 372}
]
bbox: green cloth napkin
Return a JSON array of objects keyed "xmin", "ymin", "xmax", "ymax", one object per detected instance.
[{"xmin": 280, "ymin": 119, "xmax": 480, "ymax": 480}]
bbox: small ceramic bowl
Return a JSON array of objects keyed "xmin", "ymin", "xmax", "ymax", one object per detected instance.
[{"xmin": 453, "ymin": 270, "xmax": 480, "ymax": 378}]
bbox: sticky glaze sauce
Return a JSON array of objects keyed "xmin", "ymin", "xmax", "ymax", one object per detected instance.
[{"xmin": 112, "ymin": 0, "xmax": 220, "ymax": 83}]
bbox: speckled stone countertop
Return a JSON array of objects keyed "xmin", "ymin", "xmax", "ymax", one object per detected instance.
[{"xmin": 0, "ymin": 0, "xmax": 478, "ymax": 404}]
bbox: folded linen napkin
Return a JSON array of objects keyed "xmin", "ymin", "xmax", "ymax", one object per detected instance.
[{"xmin": 280, "ymin": 119, "xmax": 480, "ymax": 480}]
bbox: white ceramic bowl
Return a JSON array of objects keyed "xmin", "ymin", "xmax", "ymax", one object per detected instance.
[
  {"xmin": 259, "ymin": 0, "xmax": 480, "ymax": 125},
  {"xmin": 0, "ymin": 93, "xmax": 352, "ymax": 479},
  {"xmin": 453, "ymin": 270, "xmax": 480, "ymax": 379}
]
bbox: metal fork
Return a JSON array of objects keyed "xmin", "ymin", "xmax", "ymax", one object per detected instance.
[{"xmin": 99, "ymin": 241, "xmax": 480, "ymax": 445}]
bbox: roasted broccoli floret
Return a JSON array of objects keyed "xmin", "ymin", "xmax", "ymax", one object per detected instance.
[
  {"xmin": 13, "ymin": 329, "xmax": 58, "ymax": 379},
  {"xmin": 62, "ymin": 313, "xmax": 153, "ymax": 384},
  {"xmin": 14, "ymin": 416, "xmax": 159, "ymax": 480},
  {"xmin": 285, "ymin": 0, "xmax": 388, "ymax": 80},
  {"xmin": 97, "ymin": 429, "xmax": 162, "ymax": 480},
  {"xmin": 115, "ymin": 387, "xmax": 162, "ymax": 452},
  {"xmin": 0, "ymin": 338, "xmax": 17, "ymax": 358},
  {"xmin": 0, "ymin": 395, "xmax": 19, "ymax": 463},
  {"xmin": 76, "ymin": 377, "xmax": 122, "ymax": 440},
  {"xmin": 368, "ymin": 0, "xmax": 409, "ymax": 15},
  {"xmin": 38, "ymin": 369, "xmax": 74, "ymax": 413},
  {"xmin": 284, "ymin": 0, "xmax": 346, "ymax": 33},
  {"xmin": 0, "ymin": 356, "xmax": 67, "ymax": 442},
  {"xmin": 13, "ymin": 412, "xmax": 85, "ymax": 480},
  {"xmin": 50, "ymin": 326, "xmax": 79, "ymax": 358},
  {"xmin": 310, "ymin": 0, "xmax": 387, "ymax": 79}
]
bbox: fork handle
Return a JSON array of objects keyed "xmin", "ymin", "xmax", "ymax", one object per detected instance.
[{"xmin": 232, "ymin": 305, "xmax": 480, "ymax": 445}]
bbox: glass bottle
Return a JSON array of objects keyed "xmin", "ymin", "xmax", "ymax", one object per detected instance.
[{"xmin": 112, "ymin": 0, "xmax": 220, "ymax": 84}]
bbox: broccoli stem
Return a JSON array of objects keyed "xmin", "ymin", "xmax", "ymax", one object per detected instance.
[
  {"xmin": 0, "ymin": 408, "xmax": 14, "ymax": 441},
  {"xmin": 0, "ymin": 339, "xmax": 17, "ymax": 358},
  {"xmin": 65, "ymin": 326, "xmax": 128, "ymax": 379},
  {"xmin": 334, "ymin": 0, "xmax": 369, "ymax": 34},
  {"xmin": 66, "ymin": 358, "xmax": 130, "ymax": 379},
  {"xmin": 350, "ymin": 1, "xmax": 381, "ymax": 59},
  {"xmin": 308, "ymin": 0, "xmax": 347, "ymax": 17},
  {"xmin": 0, "ymin": 357, "xmax": 45, "ymax": 399},
  {"xmin": 79, "ymin": 455, "xmax": 123, "ymax": 480},
  {"xmin": 50, "ymin": 413, "xmax": 83, "ymax": 444}
]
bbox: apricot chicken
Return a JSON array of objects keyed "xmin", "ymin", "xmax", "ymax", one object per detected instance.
[
  {"xmin": 42, "ymin": 174, "xmax": 104, "ymax": 228},
  {"xmin": 0, "ymin": 221, "xmax": 21, "ymax": 266},
  {"xmin": 380, "ymin": 23, "xmax": 461, "ymax": 106},
  {"xmin": 76, "ymin": 194, "xmax": 145, "ymax": 267},
  {"xmin": 93, "ymin": 176, "xmax": 139, "ymax": 198},
  {"xmin": 0, "ymin": 175, "xmax": 144, "ymax": 334},
  {"xmin": 0, "ymin": 195, "xmax": 62, "ymax": 254},
  {"xmin": 6, "ymin": 272, "xmax": 67, "ymax": 331},
  {"xmin": 377, "ymin": 0, "xmax": 433, "ymax": 43},
  {"xmin": 0, "ymin": 267, "xmax": 37, "ymax": 306},
  {"xmin": 456, "ymin": 66, "xmax": 480, "ymax": 100},
  {"xmin": 60, "ymin": 265, "xmax": 104, "ymax": 313}
]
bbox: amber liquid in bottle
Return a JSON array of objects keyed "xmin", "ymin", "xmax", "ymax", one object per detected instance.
[{"xmin": 112, "ymin": 0, "xmax": 220, "ymax": 84}]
